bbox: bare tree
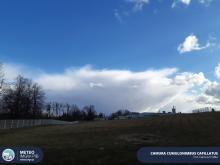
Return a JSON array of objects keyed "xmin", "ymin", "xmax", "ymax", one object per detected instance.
[
  {"xmin": 2, "ymin": 75, "xmax": 45, "ymax": 118},
  {"xmin": 82, "ymin": 105, "xmax": 97, "ymax": 121},
  {"xmin": 0, "ymin": 63, "xmax": 4, "ymax": 114},
  {"xmin": 32, "ymin": 83, "xmax": 45, "ymax": 117},
  {"xmin": 0, "ymin": 63, "xmax": 5, "ymax": 95}
]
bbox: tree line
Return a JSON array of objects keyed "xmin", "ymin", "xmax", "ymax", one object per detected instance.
[
  {"xmin": 0, "ymin": 72, "xmax": 45, "ymax": 119},
  {"xmin": 46, "ymin": 103, "xmax": 104, "ymax": 121},
  {"xmin": 108, "ymin": 109, "xmax": 132, "ymax": 120},
  {"xmin": 0, "ymin": 63, "xmax": 132, "ymax": 121},
  {"xmin": 0, "ymin": 64, "xmax": 101, "ymax": 121}
]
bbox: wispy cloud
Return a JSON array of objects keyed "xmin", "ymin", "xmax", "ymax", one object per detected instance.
[
  {"xmin": 198, "ymin": 0, "xmax": 213, "ymax": 6},
  {"xmin": 215, "ymin": 64, "xmax": 220, "ymax": 79},
  {"xmin": 172, "ymin": 0, "xmax": 213, "ymax": 8},
  {"xmin": 114, "ymin": 9, "xmax": 123, "ymax": 22},
  {"xmin": 114, "ymin": 0, "xmax": 150, "ymax": 22},
  {"xmin": 115, "ymin": 0, "xmax": 213, "ymax": 22},
  {"xmin": 126, "ymin": 0, "xmax": 150, "ymax": 12},
  {"xmin": 172, "ymin": 0, "xmax": 191, "ymax": 8}
]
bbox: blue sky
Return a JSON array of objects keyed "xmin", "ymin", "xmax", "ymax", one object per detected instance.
[
  {"xmin": 1, "ymin": 0, "xmax": 220, "ymax": 113},
  {"xmin": 0, "ymin": 0, "xmax": 219, "ymax": 73}
]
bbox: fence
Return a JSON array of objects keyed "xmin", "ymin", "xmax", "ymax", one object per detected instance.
[{"xmin": 0, "ymin": 119, "xmax": 78, "ymax": 129}]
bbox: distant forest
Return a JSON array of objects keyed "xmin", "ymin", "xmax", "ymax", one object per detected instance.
[
  {"xmin": 0, "ymin": 64, "xmax": 104, "ymax": 121},
  {"xmin": 0, "ymin": 64, "xmax": 131, "ymax": 121}
]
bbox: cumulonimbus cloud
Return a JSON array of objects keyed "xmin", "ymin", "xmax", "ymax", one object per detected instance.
[{"xmin": 2, "ymin": 63, "xmax": 217, "ymax": 114}]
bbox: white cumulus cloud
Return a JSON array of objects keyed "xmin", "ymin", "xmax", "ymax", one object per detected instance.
[
  {"xmin": 172, "ymin": 72, "xmax": 207, "ymax": 86},
  {"xmin": 177, "ymin": 34, "xmax": 211, "ymax": 54}
]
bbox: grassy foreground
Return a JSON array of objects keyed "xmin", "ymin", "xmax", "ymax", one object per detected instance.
[{"xmin": 0, "ymin": 112, "xmax": 220, "ymax": 165}]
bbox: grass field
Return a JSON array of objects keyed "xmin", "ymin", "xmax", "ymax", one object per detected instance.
[{"xmin": 0, "ymin": 112, "xmax": 220, "ymax": 165}]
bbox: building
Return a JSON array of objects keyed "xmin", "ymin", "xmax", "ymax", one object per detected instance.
[
  {"xmin": 172, "ymin": 106, "xmax": 176, "ymax": 114},
  {"xmin": 159, "ymin": 106, "xmax": 179, "ymax": 114}
]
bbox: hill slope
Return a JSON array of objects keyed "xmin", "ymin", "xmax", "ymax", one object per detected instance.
[{"xmin": 0, "ymin": 112, "xmax": 220, "ymax": 165}]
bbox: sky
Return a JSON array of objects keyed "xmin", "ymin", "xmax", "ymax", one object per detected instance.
[{"xmin": 1, "ymin": 0, "xmax": 220, "ymax": 114}]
